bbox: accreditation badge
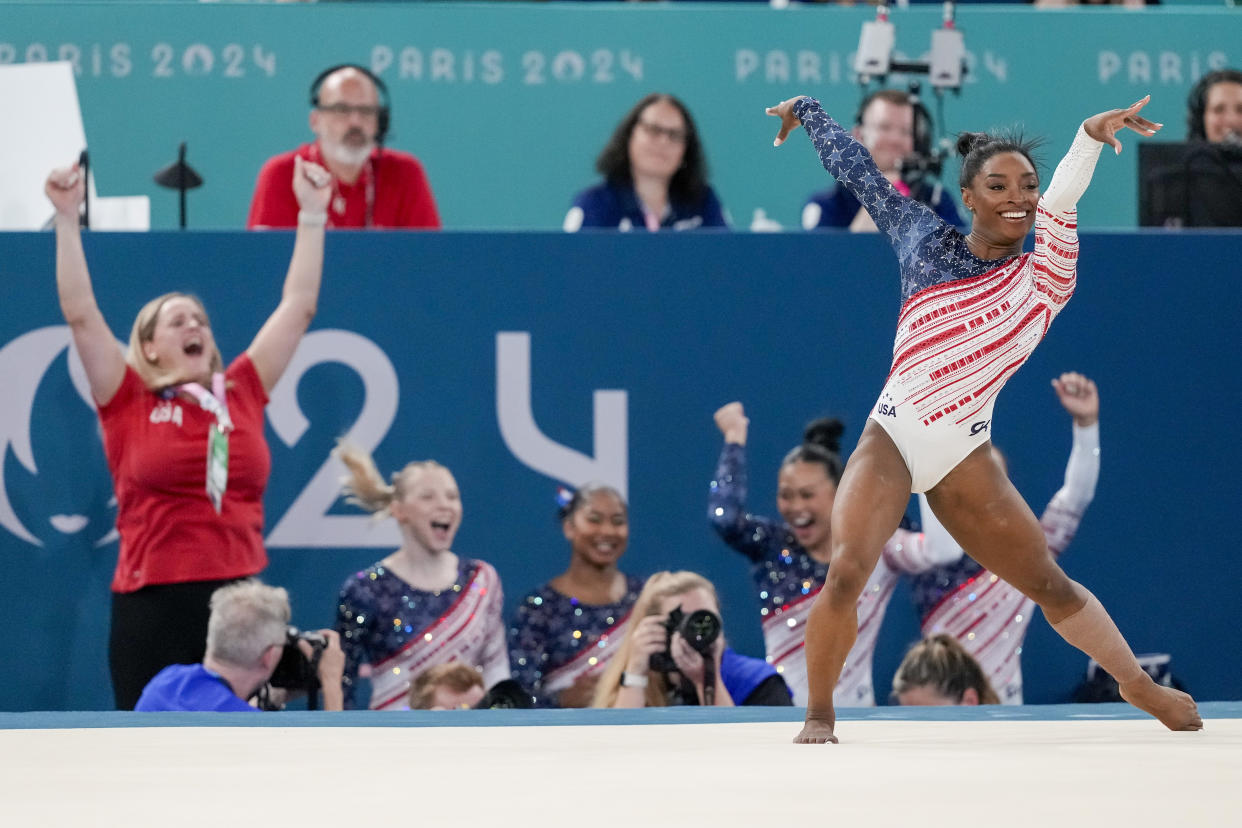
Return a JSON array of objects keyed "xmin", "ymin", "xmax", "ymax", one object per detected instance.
[{"xmin": 207, "ymin": 424, "xmax": 229, "ymax": 513}]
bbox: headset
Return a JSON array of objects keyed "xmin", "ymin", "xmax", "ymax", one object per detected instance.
[
  {"xmin": 309, "ymin": 63, "xmax": 391, "ymax": 145},
  {"xmin": 1185, "ymin": 68, "xmax": 1242, "ymax": 142},
  {"xmin": 854, "ymin": 85, "xmax": 933, "ymax": 159}
]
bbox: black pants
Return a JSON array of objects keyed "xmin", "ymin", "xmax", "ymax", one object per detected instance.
[{"xmin": 109, "ymin": 578, "xmax": 243, "ymax": 710}]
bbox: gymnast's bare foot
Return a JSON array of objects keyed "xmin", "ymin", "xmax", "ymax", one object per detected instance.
[
  {"xmin": 1120, "ymin": 676, "xmax": 1204, "ymax": 731},
  {"xmin": 794, "ymin": 713, "xmax": 839, "ymax": 744}
]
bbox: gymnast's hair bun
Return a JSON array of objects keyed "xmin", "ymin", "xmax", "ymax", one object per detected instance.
[
  {"xmin": 803, "ymin": 418, "xmax": 845, "ymax": 455},
  {"xmin": 956, "ymin": 131, "xmax": 992, "ymax": 158}
]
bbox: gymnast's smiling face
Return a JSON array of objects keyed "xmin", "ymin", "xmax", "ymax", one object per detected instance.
[
  {"xmin": 392, "ymin": 465, "xmax": 462, "ymax": 555},
  {"xmin": 961, "ymin": 151, "xmax": 1040, "ymax": 249},
  {"xmin": 777, "ymin": 460, "xmax": 837, "ymax": 556}
]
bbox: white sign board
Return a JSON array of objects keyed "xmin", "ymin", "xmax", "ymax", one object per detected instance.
[{"xmin": 0, "ymin": 62, "xmax": 148, "ymax": 230}]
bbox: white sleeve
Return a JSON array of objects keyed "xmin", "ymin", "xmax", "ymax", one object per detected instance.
[
  {"xmin": 1040, "ymin": 124, "xmax": 1105, "ymax": 215},
  {"xmin": 880, "ymin": 498, "xmax": 965, "ymax": 574},
  {"xmin": 478, "ymin": 575, "xmax": 512, "ymax": 687},
  {"xmin": 917, "ymin": 493, "xmax": 965, "ymax": 568},
  {"xmin": 1040, "ymin": 421, "xmax": 1100, "ymax": 558},
  {"xmin": 1061, "ymin": 421, "xmax": 1101, "ymax": 511}
]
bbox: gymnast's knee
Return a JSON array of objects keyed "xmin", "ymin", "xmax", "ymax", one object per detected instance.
[{"xmin": 823, "ymin": 555, "xmax": 873, "ymax": 604}]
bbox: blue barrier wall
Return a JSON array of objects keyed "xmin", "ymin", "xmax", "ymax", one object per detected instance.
[
  {"xmin": 1, "ymin": 3, "xmax": 1239, "ymax": 229},
  {"xmin": 1, "ymin": 229, "xmax": 1239, "ymax": 710}
]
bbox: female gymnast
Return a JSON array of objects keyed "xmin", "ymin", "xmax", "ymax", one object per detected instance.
[
  {"xmin": 709, "ymin": 404, "xmax": 959, "ymax": 705},
  {"xmin": 765, "ymin": 94, "xmax": 1202, "ymax": 742},
  {"xmin": 333, "ymin": 447, "xmax": 509, "ymax": 709}
]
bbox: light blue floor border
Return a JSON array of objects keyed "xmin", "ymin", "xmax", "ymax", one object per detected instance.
[{"xmin": 1, "ymin": 701, "xmax": 1239, "ymax": 730}]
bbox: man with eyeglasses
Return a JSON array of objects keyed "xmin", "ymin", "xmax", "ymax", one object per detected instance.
[
  {"xmin": 247, "ymin": 65, "xmax": 440, "ymax": 229},
  {"xmin": 801, "ymin": 89, "xmax": 962, "ymax": 233}
]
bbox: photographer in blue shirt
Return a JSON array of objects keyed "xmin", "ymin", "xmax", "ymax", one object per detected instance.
[{"xmin": 136, "ymin": 580, "xmax": 344, "ymax": 712}]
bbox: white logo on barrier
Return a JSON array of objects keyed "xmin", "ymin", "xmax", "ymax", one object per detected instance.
[
  {"xmin": 496, "ymin": 331, "xmax": 628, "ymax": 500},
  {"xmin": 1, "ymin": 327, "xmax": 630, "ymax": 549},
  {"xmin": 265, "ymin": 329, "xmax": 402, "ymax": 548},
  {"xmin": 0, "ymin": 326, "xmax": 119, "ymax": 547}
]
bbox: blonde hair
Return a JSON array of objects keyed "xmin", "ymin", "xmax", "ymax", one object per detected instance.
[
  {"xmin": 892, "ymin": 634, "xmax": 1001, "ymax": 705},
  {"xmin": 409, "ymin": 663, "xmax": 485, "ymax": 710},
  {"xmin": 592, "ymin": 570, "xmax": 719, "ymax": 708},
  {"xmin": 127, "ymin": 292, "xmax": 225, "ymax": 390},
  {"xmin": 334, "ymin": 441, "xmax": 448, "ymax": 518}
]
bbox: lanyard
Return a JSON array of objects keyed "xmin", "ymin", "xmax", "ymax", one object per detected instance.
[
  {"xmin": 172, "ymin": 373, "xmax": 231, "ymax": 513},
  {"xmin": 176, "ymin": 373, "xmax": 232, "ymax": 433}
]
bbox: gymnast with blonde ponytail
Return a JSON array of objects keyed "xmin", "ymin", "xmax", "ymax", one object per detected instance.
[{"xmin": 332, "ymin": 442, "xmax": 509, "ymax": 709}]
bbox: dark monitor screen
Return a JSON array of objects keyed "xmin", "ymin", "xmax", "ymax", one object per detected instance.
[{"xmin": 1138, "ymin": 142, "xmax": 1242, "ymax": 228}]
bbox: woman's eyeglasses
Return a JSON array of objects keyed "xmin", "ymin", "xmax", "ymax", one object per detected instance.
[{"xmin": 636, "ymin": 120, "xmax": 688, "ymax": 144}]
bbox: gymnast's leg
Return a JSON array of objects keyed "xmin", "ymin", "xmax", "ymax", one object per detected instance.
[
  {"xmin": 795, "ymin": 420, "xmax": 913, "ymax": 743},
  {"xmin": 925, "ymin": 443, "xmax": 1202, "ymax": 731}
]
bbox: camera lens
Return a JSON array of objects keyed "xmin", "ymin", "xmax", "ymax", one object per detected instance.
[{"xmin": 679, "ymin": 609, "xmax": 721, "ymax": 653}]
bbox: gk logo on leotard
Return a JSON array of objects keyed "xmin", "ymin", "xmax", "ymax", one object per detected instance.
[
  {"xmin": 877, "ymin": 403, "xmax": 898, "ymax": 417},
  {"xmin": 970, "ymin": 419, "xmax": 991, "ymax": 436}
]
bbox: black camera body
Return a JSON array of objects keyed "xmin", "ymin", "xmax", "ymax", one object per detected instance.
[
  {"xmin": 649, "ymin": 606, "xmax": 721, "ymax": 674},
  {"xmin": 474, "ymin": 679, "xmax": 534, "ymax": 710},
  {"xmin": 268, "ymin": 626, "xmax": 327, "ymax": 691}
]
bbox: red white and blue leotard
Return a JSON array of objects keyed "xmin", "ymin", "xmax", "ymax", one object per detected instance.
[{"xmin": 794, "ymin": 98, "xmax": 1104, "ymax": 492}]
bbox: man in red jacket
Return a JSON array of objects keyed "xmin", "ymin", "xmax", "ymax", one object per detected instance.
[{"xmin": 247, "ymin": 64, "xmax": 441, "ymax": 229}]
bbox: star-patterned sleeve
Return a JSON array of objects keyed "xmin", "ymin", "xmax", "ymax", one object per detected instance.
[
  {"xmin": 792, "ymin": 97, "xmax": 945, "ymax": 249},
  {"xmin": 709, "ymin": 442, "xmax": 785, "ymax": 563},
  {"xmin": 508, "ymin": 595, "xmax": 551, "ymax": 705},
  {"xmin": 334, "ymin": 576, "xmax": 378, "ymax": 710}
]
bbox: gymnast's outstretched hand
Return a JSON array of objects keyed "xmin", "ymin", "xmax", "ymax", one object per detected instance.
[
  {"xmin": 1082, "ymin": 95, "xmax": 1162, "ymax": 155},
  {"xmin": 766, "ymin": 96, "xmax": 811, "ymax": 147}
]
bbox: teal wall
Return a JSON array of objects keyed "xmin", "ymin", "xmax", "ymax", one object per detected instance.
[{"xmin": 1, "ymin": 3, "xmax": 1239, "ymax": 229}]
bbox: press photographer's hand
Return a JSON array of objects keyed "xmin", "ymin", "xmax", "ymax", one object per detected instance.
[
  {"xmin": 306, "ymin": 629, "xmax": 344, "ymax": 711},
  {"xmin": 625, "ymin": 615, "xmax": 668, "ymax": 678},
  {"xmin": 670, "ymin": 631, "xmax": 724, "ymax": 691}
]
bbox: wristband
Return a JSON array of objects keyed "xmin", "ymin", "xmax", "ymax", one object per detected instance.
[
  {"xmin": 298, "ymin": 210, "xmax": 327, "ymax": 227},
  {"xmin": 620, "ymin": 672, "xmax": 649, "ymax": 688}
]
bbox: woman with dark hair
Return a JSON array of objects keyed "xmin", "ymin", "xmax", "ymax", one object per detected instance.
[
  {"xmin": 507, "ymin": 484, "xmax": 645, "ymax": 707},
  {"xmin": 708, "ymin": 403, "xmax": 960, "ymax": 706},
  {"xmin": 1186, "ymin": 68, "xmax": 1242, "ymax": 143},
  {"xmin": 45, "ymin": 157, "xmax": 331, "ymax": 709},
  {"xmin": 563, "ymin": 92, "xmax": 728, "ymax": 232},
  {"xmin": 891, "ymin": 634, "xmax": 1000, "ymax": 707},
  {"xmin": 766, "ymin": 93, "xmax": 1201, "ymax": 742}
]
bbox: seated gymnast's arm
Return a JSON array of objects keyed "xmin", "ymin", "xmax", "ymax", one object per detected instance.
[
  {"xmin": 709, "ymin": 402, "xmax": 775, "ymax": 563},
  {"xmin": 1041, "ymin": 374, "xmax": 1101, "ymax": 558}
]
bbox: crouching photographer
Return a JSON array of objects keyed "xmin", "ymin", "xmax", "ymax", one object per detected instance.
[
  {"xmin": 592, "ymin": 571, "xmax": 792, "ymax": 708},
  {"xmin": 135, "ymin": 580, "xmax": 345, "ymax": 712}
]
